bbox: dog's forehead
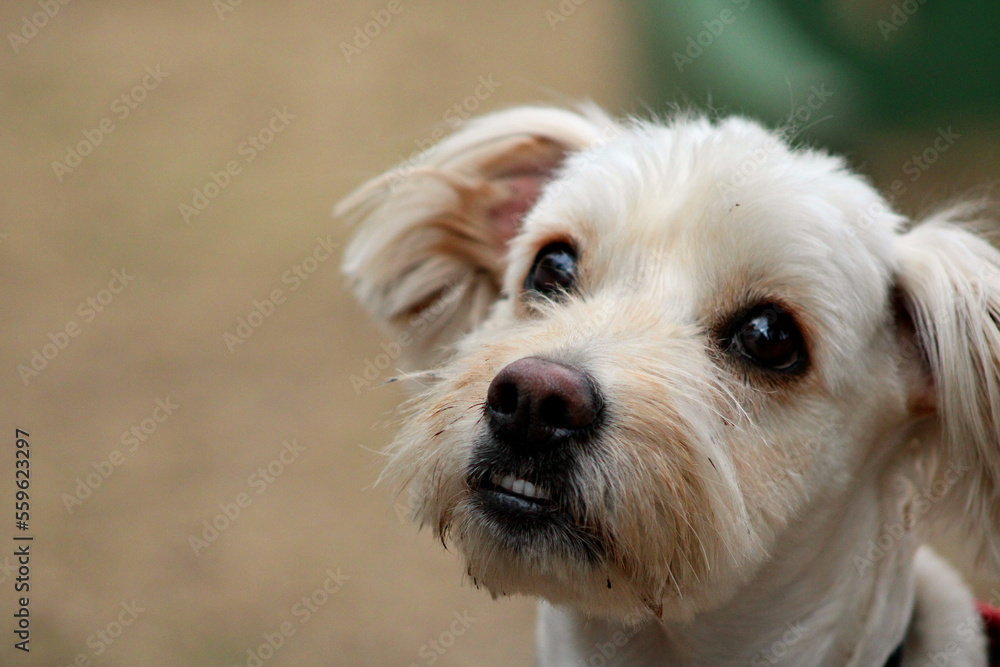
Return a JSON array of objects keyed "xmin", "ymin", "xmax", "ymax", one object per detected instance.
[{"xmin": 535, "ymin": 117, "xmax": 899, "ymax": 251}]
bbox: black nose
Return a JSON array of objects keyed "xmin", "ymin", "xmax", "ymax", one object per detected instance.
[{"xmin": 485, "ymin": 357, "xmax": 599, "ymax": 451}]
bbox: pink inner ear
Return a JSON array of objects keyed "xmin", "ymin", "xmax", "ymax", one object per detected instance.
[{"xmin": 486, "ymin": 173, "xmax": 548, "ymax": 251}]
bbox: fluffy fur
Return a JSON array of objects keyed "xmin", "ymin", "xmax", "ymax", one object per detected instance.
[{"xmin": 339, "ymin": 105, "xmax": 1000, "ymax": 665}]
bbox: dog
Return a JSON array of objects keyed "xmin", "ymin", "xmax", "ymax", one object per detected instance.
[{"xmin": 338, "ymin": 105, "xmax": 1000, "ymax": 666}]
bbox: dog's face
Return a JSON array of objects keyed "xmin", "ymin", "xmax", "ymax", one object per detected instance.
[{"xmin": 340, "ymin": 107, "xmax": 1000, "ymax": 622}]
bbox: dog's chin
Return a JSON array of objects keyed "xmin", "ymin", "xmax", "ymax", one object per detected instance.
[
  {"xmin": 447, "ymin": 507, "xmax": 639, "ymax": 618},
  {"xmin": 434, "ymin": 480, "xmax": 666, "ymax": 622}
]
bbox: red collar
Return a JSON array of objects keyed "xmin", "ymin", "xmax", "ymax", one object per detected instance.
[{"xmin": 979, "ymin": 602, "xmax": 1000, "ymax": 665}]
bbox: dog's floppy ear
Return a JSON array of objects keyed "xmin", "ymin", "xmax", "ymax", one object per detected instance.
[
  {"xmin": 338, "ymin": 105, "xmax": 615, "ymax": 367},
  {"xmin": 895, "ymin": 207, "xmax": 1000, "ymax": 563}
]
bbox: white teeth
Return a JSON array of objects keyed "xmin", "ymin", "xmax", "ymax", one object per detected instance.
[{"xmin": 492, "ymin": 474, "xmax": 551, "ymax": 501}]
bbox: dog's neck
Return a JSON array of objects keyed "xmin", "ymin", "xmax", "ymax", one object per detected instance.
[
  {"xmin": 656, "ymin": 480, "xmax": 917, "ymax": 666},
  {"xmin": 538, "ymin": 475, "xmax": 922, "ymax": 666}
]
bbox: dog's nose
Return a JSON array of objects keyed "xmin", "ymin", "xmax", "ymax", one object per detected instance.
[{"xmin": 485, "ymin": 357, "xmax": 599, "ymax": 451}]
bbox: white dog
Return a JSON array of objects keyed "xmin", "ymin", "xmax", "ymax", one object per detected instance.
[{"xmin": 339, "ymin": 105, "xmax": 1000, "ymax": 666}]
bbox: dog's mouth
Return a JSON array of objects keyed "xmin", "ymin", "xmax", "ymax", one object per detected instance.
[
  {"xmin": 464, "ymin": 464, "xmax": 604, "ymax": 564},
  {"xmin": 467, "ymin": 460, "xmax": 571, "ymax": 520},
  {"xmin": 474, "ymin": 472, "xmax": 556, "ymax": 513}
]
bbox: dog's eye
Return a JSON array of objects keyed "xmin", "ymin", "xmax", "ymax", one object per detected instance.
[
  {"xmin": 525, "ymin": 242, "xmax": 577, "ymax": 297},
  {"xmin": 729, "ymin": 304, "xmax": 805, "ymax": 372}
]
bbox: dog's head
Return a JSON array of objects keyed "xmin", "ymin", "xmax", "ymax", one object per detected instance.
[{"xmin": 340, "ymin": 106, "xmax": 1000, "ymax": 622}]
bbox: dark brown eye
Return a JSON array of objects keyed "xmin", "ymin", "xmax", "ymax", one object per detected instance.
[
  {"xmin": 525, "ymin": 242, "xmax": 576, "ymax": 297},
  {"xmin": 729, "ymin": 304, "xmax": 806, "ymax": 372}
]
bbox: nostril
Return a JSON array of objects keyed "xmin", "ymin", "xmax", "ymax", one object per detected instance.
[
  {"xmin": 492, "ymin": 381, "xmax": 519, "ymax": 415},
  {"xmin": 538, "ymin": 394, "xmax": 569, "ymax": 429},
  {"xmin": 541, "ymin": 383, "xmax": 598, "ymax": 430}
]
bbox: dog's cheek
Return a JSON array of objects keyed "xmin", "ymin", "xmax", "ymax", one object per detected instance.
[{"xmin": 382, "ymin": 385, "xmax": 486, "ymax": 526}]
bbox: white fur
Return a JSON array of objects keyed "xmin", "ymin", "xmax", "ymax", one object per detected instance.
[{"xmin": 340, "ymin": 105, "xmax": 999, "ymax": 665}]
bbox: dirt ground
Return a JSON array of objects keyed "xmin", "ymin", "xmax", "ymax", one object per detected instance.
[{"xmin": 1, "ymin": 2, "xmax": 997, "ymax": 666}]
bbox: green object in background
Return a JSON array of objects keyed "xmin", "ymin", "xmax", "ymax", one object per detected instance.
[{"xmin": 634, "ymin": 0, "xmax": 1000, "ymax": 149}]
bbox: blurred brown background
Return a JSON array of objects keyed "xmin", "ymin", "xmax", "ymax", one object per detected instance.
[{"xmin": 0, "ymin": 2, "xmax": 996, "ymax": 666}]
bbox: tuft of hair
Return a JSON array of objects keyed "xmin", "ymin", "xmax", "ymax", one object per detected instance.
[{"xmin": 895, "ymin": 202, "xmax": 1000, "ymax": 568}]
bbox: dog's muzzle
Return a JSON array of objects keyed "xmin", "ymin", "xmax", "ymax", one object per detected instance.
[{"xmin": 468, "ymin": 356, "xmax": 602, "ymax": 521}]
